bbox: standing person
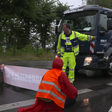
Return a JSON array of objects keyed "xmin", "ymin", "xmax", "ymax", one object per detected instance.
[
  {"xmin": 17, "ymin": 57, "xmax": 77, "ymax": 112},
  {"xmin": 57, "ymin": 23, "xmax": 96, "ymax": 83}
]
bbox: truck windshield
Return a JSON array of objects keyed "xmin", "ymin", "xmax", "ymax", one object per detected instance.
[{"xmin": 58, "ymin": 10, "xmax": 98, "ymax": 33}]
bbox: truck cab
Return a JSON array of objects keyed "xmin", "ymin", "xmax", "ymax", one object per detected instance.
[{"xmin": 55, "ymin": 5, "xmax": 112, "ymax": 77}]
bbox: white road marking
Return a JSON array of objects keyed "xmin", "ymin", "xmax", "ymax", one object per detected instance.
[
  {"xmin": 107, "ymin": 83, "xmax": 112, "ymax": 86},
  {"xmin": 108, "ymin": 106, "xmax": 112, "ymax": 112},
  {"xmin": 0, "ymin": 99, "xmax": 35, "ymax": 111},
  {"xmin": 78, "ymin": 88, "xmax": 93, "ymax": 94},
  {"xmin": 0, "ymin": 88, "xmax": 93, "ymax": 111}
]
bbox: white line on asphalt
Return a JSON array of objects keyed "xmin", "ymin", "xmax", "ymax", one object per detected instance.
[
  {"xmin": 0, "ymin": 99, "xmax": 35, "ymax": 111},
  {"xmin": 108, "ymin": 106, "xmax": 112, "ymax": 112},
  {"xmin": 107, "ymin": 83, "xmax": 112, "ymax": 86},
  {"xmin": 78, "ymin": 88, "xmax": 93, "ymax": 94},
  {"xmin": 0, "ymin": 88, "xmax": 93, "ymax": 111}
]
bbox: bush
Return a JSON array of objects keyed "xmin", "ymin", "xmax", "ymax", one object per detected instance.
[{"xmin": 0, "ymin": 44, "xmax": 56, "ymax": 61}]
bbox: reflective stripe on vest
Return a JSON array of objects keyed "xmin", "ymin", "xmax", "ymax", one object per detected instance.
[
  {"xmin": 42, "ymin": 80, "xmax": 65, "ymax": 96},
  {"xmin": 87, "ymin": 35, "xmax": 92, "ymax": 41},
  {"xmin": 68, "ymin": 78, "xmax": 74, "ymax": 83},
  {"xmin": 36, "ymin": 69, "xmax": 66, "ymax": 108},
  {"xmin": 74, "ymin": 50, "xmax": 79, "ymax": 56},
  {"xmin": 57, "ymin": 48, "xmax": 60, "ymax": 53},
  {"xmin": 38, "ymin": 89, "xmax": 65, "ymax": 102}
]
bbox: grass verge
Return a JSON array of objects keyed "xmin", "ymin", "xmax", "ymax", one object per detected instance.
[{"xmin": 0, "ymin": 53, "xmax": 56, "ymax": 61}]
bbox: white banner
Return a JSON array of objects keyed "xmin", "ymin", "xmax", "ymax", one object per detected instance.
[{"xmin": 3, "ymin": 65, "xmax": 48, "ymax": 91}]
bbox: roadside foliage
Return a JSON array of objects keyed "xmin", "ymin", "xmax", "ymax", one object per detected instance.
[{"xmin": 0, "ymin": 0, "xmax": 70, "ymax": 51}]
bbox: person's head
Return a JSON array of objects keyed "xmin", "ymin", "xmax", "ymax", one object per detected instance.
[
  {"xmin": 1, "ymin": 64, "xmax": 4, "ymax": 71},
  {"xmin": 52, "ymin": 57, "xmax": 63, "ymax": 70},
  {"xmin": 62, "ymin": 23, "xmax": 70, "ymax": 34}
]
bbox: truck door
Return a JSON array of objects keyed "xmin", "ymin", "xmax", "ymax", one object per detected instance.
[{"xmin": 96, "ymin": 13, "xmax": 110, "ymax": 53}]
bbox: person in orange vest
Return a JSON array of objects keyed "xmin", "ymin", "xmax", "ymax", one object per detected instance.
[{"xmin": 17, "ymin": 57, "xmax": 78, "ymax": 112}]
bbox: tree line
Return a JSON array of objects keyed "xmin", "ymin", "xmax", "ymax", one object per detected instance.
[
  {"xmin": 86, "ymin": 0, "xmax": 112, "ymax": 8},
  {"xmin": 0, "ymin": 0, "xmax": 70, "ymax": 49}
]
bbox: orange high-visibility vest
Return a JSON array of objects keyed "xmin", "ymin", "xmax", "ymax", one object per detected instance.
[{"xmin": 36, "ymin": 69, "xmax": 66, "ymax": 108}]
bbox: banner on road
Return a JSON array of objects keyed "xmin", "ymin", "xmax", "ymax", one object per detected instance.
[{"xmin": 3, "ymin": 65, "xmax": 48, "ymax": 91}]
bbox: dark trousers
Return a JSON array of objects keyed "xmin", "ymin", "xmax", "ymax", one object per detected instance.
[{"xmin": 65, "ymin": 95, "xmax": 77, "ymax": 107}]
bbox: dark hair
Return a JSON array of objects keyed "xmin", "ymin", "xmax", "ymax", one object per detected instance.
[{"xmin": 63, "ymin": 23, "xmax": 70, "ymax": 29}]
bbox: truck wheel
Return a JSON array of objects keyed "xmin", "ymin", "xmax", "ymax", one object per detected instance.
[{"xmin": 102, "ymin": 56, "xmax": 112, "ymax": 77}]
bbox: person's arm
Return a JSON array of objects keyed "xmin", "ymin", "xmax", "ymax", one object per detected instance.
[
  {"xmin": 75, "ymin": 31, "xmax": 94, "ymax": 41},
  {"xmin": 58, "ymin": 72, "xmax": 78, "ymax": 99},
  {"xmin": 57, "ymin": 34, "xmax": 61, "ymax": 57}
]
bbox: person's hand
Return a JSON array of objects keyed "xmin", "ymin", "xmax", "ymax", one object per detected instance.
[
  {"xmin": 55, "ymin": 55, "xmax": 58, "ymax": 58},
  {"xmin": 1, "ymin": 64, "xmax": 4, "ymax": 71},
  {"xmin": 93, "ymin": 36, "xmax": 97, "ymax": 40}
]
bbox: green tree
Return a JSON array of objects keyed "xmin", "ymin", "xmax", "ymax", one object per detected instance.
[
  {"xmin": 33, "ymin": 0, "xmax": 56, "ymax": 49},
  {"xmin": 0, "ymin": 0, "xmax": 38, "ymax": 48},
  {"xmin": 0, "ymin": 0, "xmax": 70, "ymax": 50},
  {"xmin": 11, "ymin": 0, "xmax": 38, "ymax": 49},
  {"xmin": 34, "ymin": 0, "xmax": 70, "ymax": 49},
  {"xmin": 86, "ymin": 0, "xmax": 112, "ymax": 9},
  {"xmin": 0, "ymin": 0, "xmax": 13, "ymax": 44},
  {"xmin": 55, "ymin": 0, "xmax": 70, "ymax": 19}
]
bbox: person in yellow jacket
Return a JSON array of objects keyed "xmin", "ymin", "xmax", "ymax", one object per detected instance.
[{"xmin": 57, "ymin": 23, "xmax": 96, "ymax": 83}]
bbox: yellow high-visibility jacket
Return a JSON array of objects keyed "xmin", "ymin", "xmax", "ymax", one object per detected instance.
[{"xmin": 57, "ymin": 31, "xmax": 93, "ymax": 56}]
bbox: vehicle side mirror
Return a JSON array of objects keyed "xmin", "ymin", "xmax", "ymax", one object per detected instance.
[
  {"xmin": 56, "ymin": 19, "xmax": 60, "ymax": 25},
  {"xmin": 107, "ymin": 11, "xmax": 112, "ymax": 30},
  {"xmin": 55, "ymin": 19, "xmax": 60, "ymax": 34},
  {"xmin": 107, "ymin": 11, "xmax": 112, "ymax": 18},
  {"xmin": 55, "ymin": 26, "xmax": 58, "ymax": 34},
  {"xmin": 107, "ymin": 20, "xmax": 112, "ymax": 30}
]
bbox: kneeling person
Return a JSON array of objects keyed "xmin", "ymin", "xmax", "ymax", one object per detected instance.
[{"xmin": 17, "ymin": 57, "xmax": 78, "ymax": 112}]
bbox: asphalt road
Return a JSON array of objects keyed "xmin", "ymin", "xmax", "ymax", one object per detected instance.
[{"xmin": 0, "ymin": 61, "xmax": 112, "ymax": 112}]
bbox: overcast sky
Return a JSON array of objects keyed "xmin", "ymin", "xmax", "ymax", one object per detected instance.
[{"xmin": 58, "ymin": 0, "xmax": 86, "ymax": 8}]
